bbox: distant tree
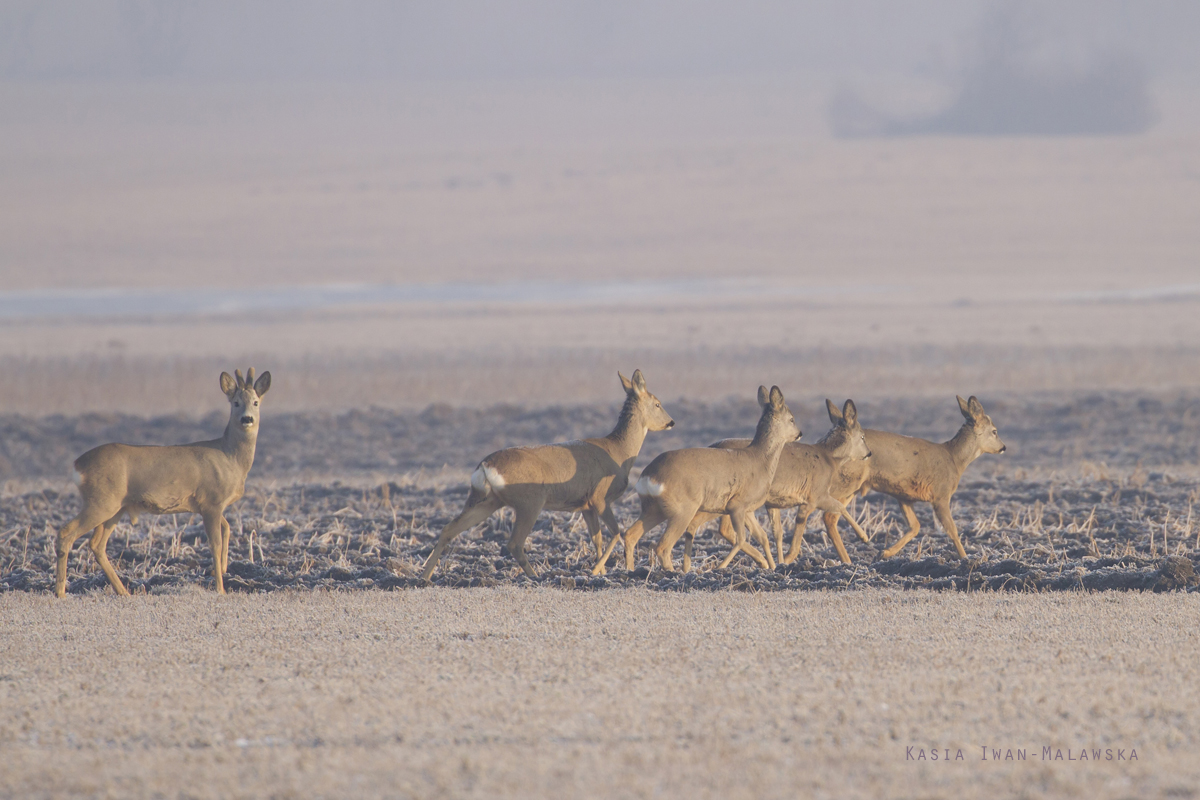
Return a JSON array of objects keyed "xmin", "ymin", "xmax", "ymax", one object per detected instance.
[{"xmin": 830, "ymin": 1, "xmax": 1157, "ymax": 138}]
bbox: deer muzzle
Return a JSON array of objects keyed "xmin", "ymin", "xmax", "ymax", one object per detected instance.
[{"xmin": 240, "ymin": 415, "xmax": 255, "ymax": 426}]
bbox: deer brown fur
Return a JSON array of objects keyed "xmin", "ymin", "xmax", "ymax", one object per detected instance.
[
  {"xmin": 55, "ymin": 368, "xmax": 271, "ymax": 597},
  {"xmin": 821, "ymin": 394, "xmax": 1006, "ymax": 560},
  {"xmin": 420, "ymin": 370, "xmax": 675, "ymax": 580},
  {"xmin": 593, "ymin": 386, "xmax": 800, "ymax": 573},
  {"xmin": 683, "ymin": 398, "xmax": 873, "ymax": 569}
]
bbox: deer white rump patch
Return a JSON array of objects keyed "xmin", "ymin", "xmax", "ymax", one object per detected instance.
[
  {"xmin": 636, "ymin": 475, "xmax": 665, "ymax": 497},
  {"xmin": 72, "ymin": 468, "xmax": 83, "ymax": 486},
  {"xmin": 472, "ymin": 463, "xmax": 507, "ymax": 493}
]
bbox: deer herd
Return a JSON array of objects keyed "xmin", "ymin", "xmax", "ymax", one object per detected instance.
[{"xmin": 53, "ymin": 366, "xmax": 1007, "ymax": 597}]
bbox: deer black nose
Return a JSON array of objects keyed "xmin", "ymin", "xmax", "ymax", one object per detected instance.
[
  {"xmin": 666, "ymin": 420, "xmax": 675, "ymax": 429},
  {"xmin": 866, "ymin": 450, "xmax": 873, "ymax": 458},
  {"xmin": 241, "ymin": 415, "xmax": 254, "ymax": 425},
  {"xmin": 1000, "ymin": 445, "xmax": 1007, "ymax": 453}
]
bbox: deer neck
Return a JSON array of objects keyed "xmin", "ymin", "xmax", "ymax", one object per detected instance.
[
  {"xmin": 945, "ymin": 424, "xmax": 981, "ymax": 476},
  {"xmin": 221, "ymin": 418, "xmax": 259, "ymax": 475},
  {"xmin": 747, "ymin": 416, "xmax": 790, "ymax": 472},
  {"xmin": 605, "ymin": 401, "xmax": 648, "ymax": 467}
]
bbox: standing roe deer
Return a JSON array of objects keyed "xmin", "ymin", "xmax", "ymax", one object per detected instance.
[
  {"xmin": 823, "ymin": 394, "xmax": 1006, "ymax": 560},
  {"xmin": 420, "ymin": 370, "xmax": 675, "ymax": 580},
  {"xmin": 684, "ymin": 398, "xmax": 873, "ymax": 570},
  {"xmin": 55, "ymin": 368, "xmax": 271, "ymax": 597},
  {"xmin": 592, "ymin": 385, "xmax": 800, "ymax": 574}
]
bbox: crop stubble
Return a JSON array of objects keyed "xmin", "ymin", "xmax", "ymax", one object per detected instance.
[
  {"xmin": 2, "ymin": 390, "xmax": 1200, "ymax": 798},
  {"xmin": 3, "ymin": 390, "xmax": 1200, "ymax": 595}
]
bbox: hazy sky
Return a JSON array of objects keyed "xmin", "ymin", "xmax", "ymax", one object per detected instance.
[{"xmin": 2, "ymin": 1, "xmax": 1199, "ymax": 83}]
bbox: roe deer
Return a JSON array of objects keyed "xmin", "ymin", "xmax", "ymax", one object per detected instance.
[
  {"xmin": 55, "ymin": 368, "xmax": 271, "ymax": 597},
  {"xmin": 833, "ymin": 395, "xmax": 1006, "ymax": 560},
  {"xmin": 592, "ymin": 385, "xmax": 800, "ymax": 574},
  {"xmin": 420, "ymin": 370, "xmax": 675, "ymax": 580},
  {"xmin": 683, "ymin": 398, "xmax": 873, "ymax": 570}
]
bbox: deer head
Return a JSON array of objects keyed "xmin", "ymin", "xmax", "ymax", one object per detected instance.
[
  {"xmin": 220, "ymin": 367, "xmax": 272, "ymax": 433},
  {"xmin": 957, "ymin": 395, "xmax": 1006, "ymax": 455}
]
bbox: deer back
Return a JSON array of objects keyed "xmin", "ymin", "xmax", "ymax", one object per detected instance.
[
  {"xmin": 862, "ymin": 428, "xmax": 958, "ymax": 503},
  {"xmin": 479, "ymin": 440, "xmax": 626, "ymax": 508},
  {"xmin": 75, "ymin": 440, "xmax": 249, "ymax": 514}
]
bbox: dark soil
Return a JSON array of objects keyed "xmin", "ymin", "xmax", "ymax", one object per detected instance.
[{"xmin": 4, "ymin": 390, "xmax": 1200, "ymax": 594}]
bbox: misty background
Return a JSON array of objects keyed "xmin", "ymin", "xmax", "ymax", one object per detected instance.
[
  {"xmin": 2, "ymin": 1, "xmax": 1199, "ymax": 84},
  {"xmin": 2, "ymin": 1, "xmax": 1200, "ymax": 414}
]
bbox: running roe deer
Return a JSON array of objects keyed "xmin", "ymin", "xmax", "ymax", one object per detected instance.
[
  {"xmin": 592, "ymin": 385, "xmax": 800, "ymax": 574},
  {"xmin": 684, "ymin": 398, "xmax": 873, "ymax": 570},
  {"xmin": 825, "ymin": 395, "xmax": 1006, "ymax": 560},
  {"xmin": 420, "ymin": 370, "xmax": 675, "ymax": 580},
  {"xmin": 55, "ymin": 368, "xmax": 271, "ymax": 597}
]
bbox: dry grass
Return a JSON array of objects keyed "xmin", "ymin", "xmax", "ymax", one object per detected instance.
[
  {"xmin": 1, "ymin": 588, "xmax": 1197, "ymax": 799},
  {"xmin": 5, "ymin": 391, "xmax": 1200, "ymax": 594}
]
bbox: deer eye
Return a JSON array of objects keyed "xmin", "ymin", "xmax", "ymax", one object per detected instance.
[{"xmin": 254, "ymin": 401, "xmax": 259, "ymax": 407}]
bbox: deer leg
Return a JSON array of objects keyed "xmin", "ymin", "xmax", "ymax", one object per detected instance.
[
  {"xmin": 506, "ymin": 501, "xmax": 546, "ymax": 578},
  {"xmin": 881, "ymin": 502, "xmax": 921, "ymax": 558},
  {"xmin": 202, "ymin": 512, "xmax": 227, "ymax": 594},
  {"xmin": 593, "ymin": 506, "xmax": 625, "ymax": 576},
  {"xmin": 813, "ymin": 499, "xmax": 854, "ymax": 564},
  {"xmin": 653, "ymin": 512, "xmax": 697, "ymax": 573},
  {"xmin": 825, "ymin": 497, "xmax": 870, "ymax": 543},
  {"xmin": 593, "ymin": 525, "xmax": 626, "ymax": 575},
  {"xmin": 421, "ymin": 495, "xmax": 504, "ymax": 581},
  {"xmin": 89, "ymin": 513, "xmax": 130, "ymax": 596},
  {"xmin": 594, "ymin": 513, "xmax": 646, "ymax": 575},
  {"xmin": 681, "ymin": 511, "xmax": 715, "ymax": 573},
  {"xmin": 619, "ymin": 505, "xmax": 666, "ymax": 572},
  {"xmin": 721, "ymin": 512, "xmax": 775, "ymax": 569},
  {"xmin": 581, "ymin": 509, "xmax": 604, "ymax": 565},
  {"xmin": 716, "ymin": 514, "xmax": 742, "ymax": 567},
  {"xmin": 769, "ymin": 508, "xmax": 785, "ymax": 565},
  {"xmin": 783, "ymin": 506, "xmax": 816, "ymax": 565},
  {"xmin": 718, "ymin": 509, "xmax": 770, "ymax": 570},
  {"xmin": 219, "ymin": 517, "xmax": 232, "ymax": 575},
  {"xmin": 683, "ymin": 511, "xmax": 716, "ymax": 573},
  {"xmin": 56, "ymin": 505, "xmax": 119, "ymax": 598},
  {"xmin": 622, "ymin": 520, "xmax": 647, "ymax": 572},
  {"xmin": 748, "ymin": 513, "xmax": 776, "ymax": 569},
  {"xmin": 932, "ymin": 499, "xmax": 968, "ymax": 559}
]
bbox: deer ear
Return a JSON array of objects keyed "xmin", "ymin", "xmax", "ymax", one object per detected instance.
[
  {"xmin": 842, "ymin": 399, "xmax": 858, "ymax": 426},
  {"xmin": 254, "ymin": 371, "xmax": 271, "ymax": 397},
  {"xmin": 769, "ymin": 386, "xmax": 784, "ymax": 408},
  {"xmin": 618, "ymin": 372, "xmax": 633, "ymax": 393},
  {"xmin": 968, "ymin": 396, "xmax": 986, "ymax": 418},
  {"xmin": 631, "ymin": 369, "xmax": 647, "ymax": 393},
  {"xmin": 220, "ymin": 372, "xmax": 237, "ymax": 397},
  {"xmin": 757, "ymin": 385, "xmax": 770, "ymax": 407},
  {"xmin": 957, "ymin": 395, "xmax": 973, "ymax": 420},
  {"xmin": 826, "ymin": 398, "xmax": 842, "ymax": 424}
]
